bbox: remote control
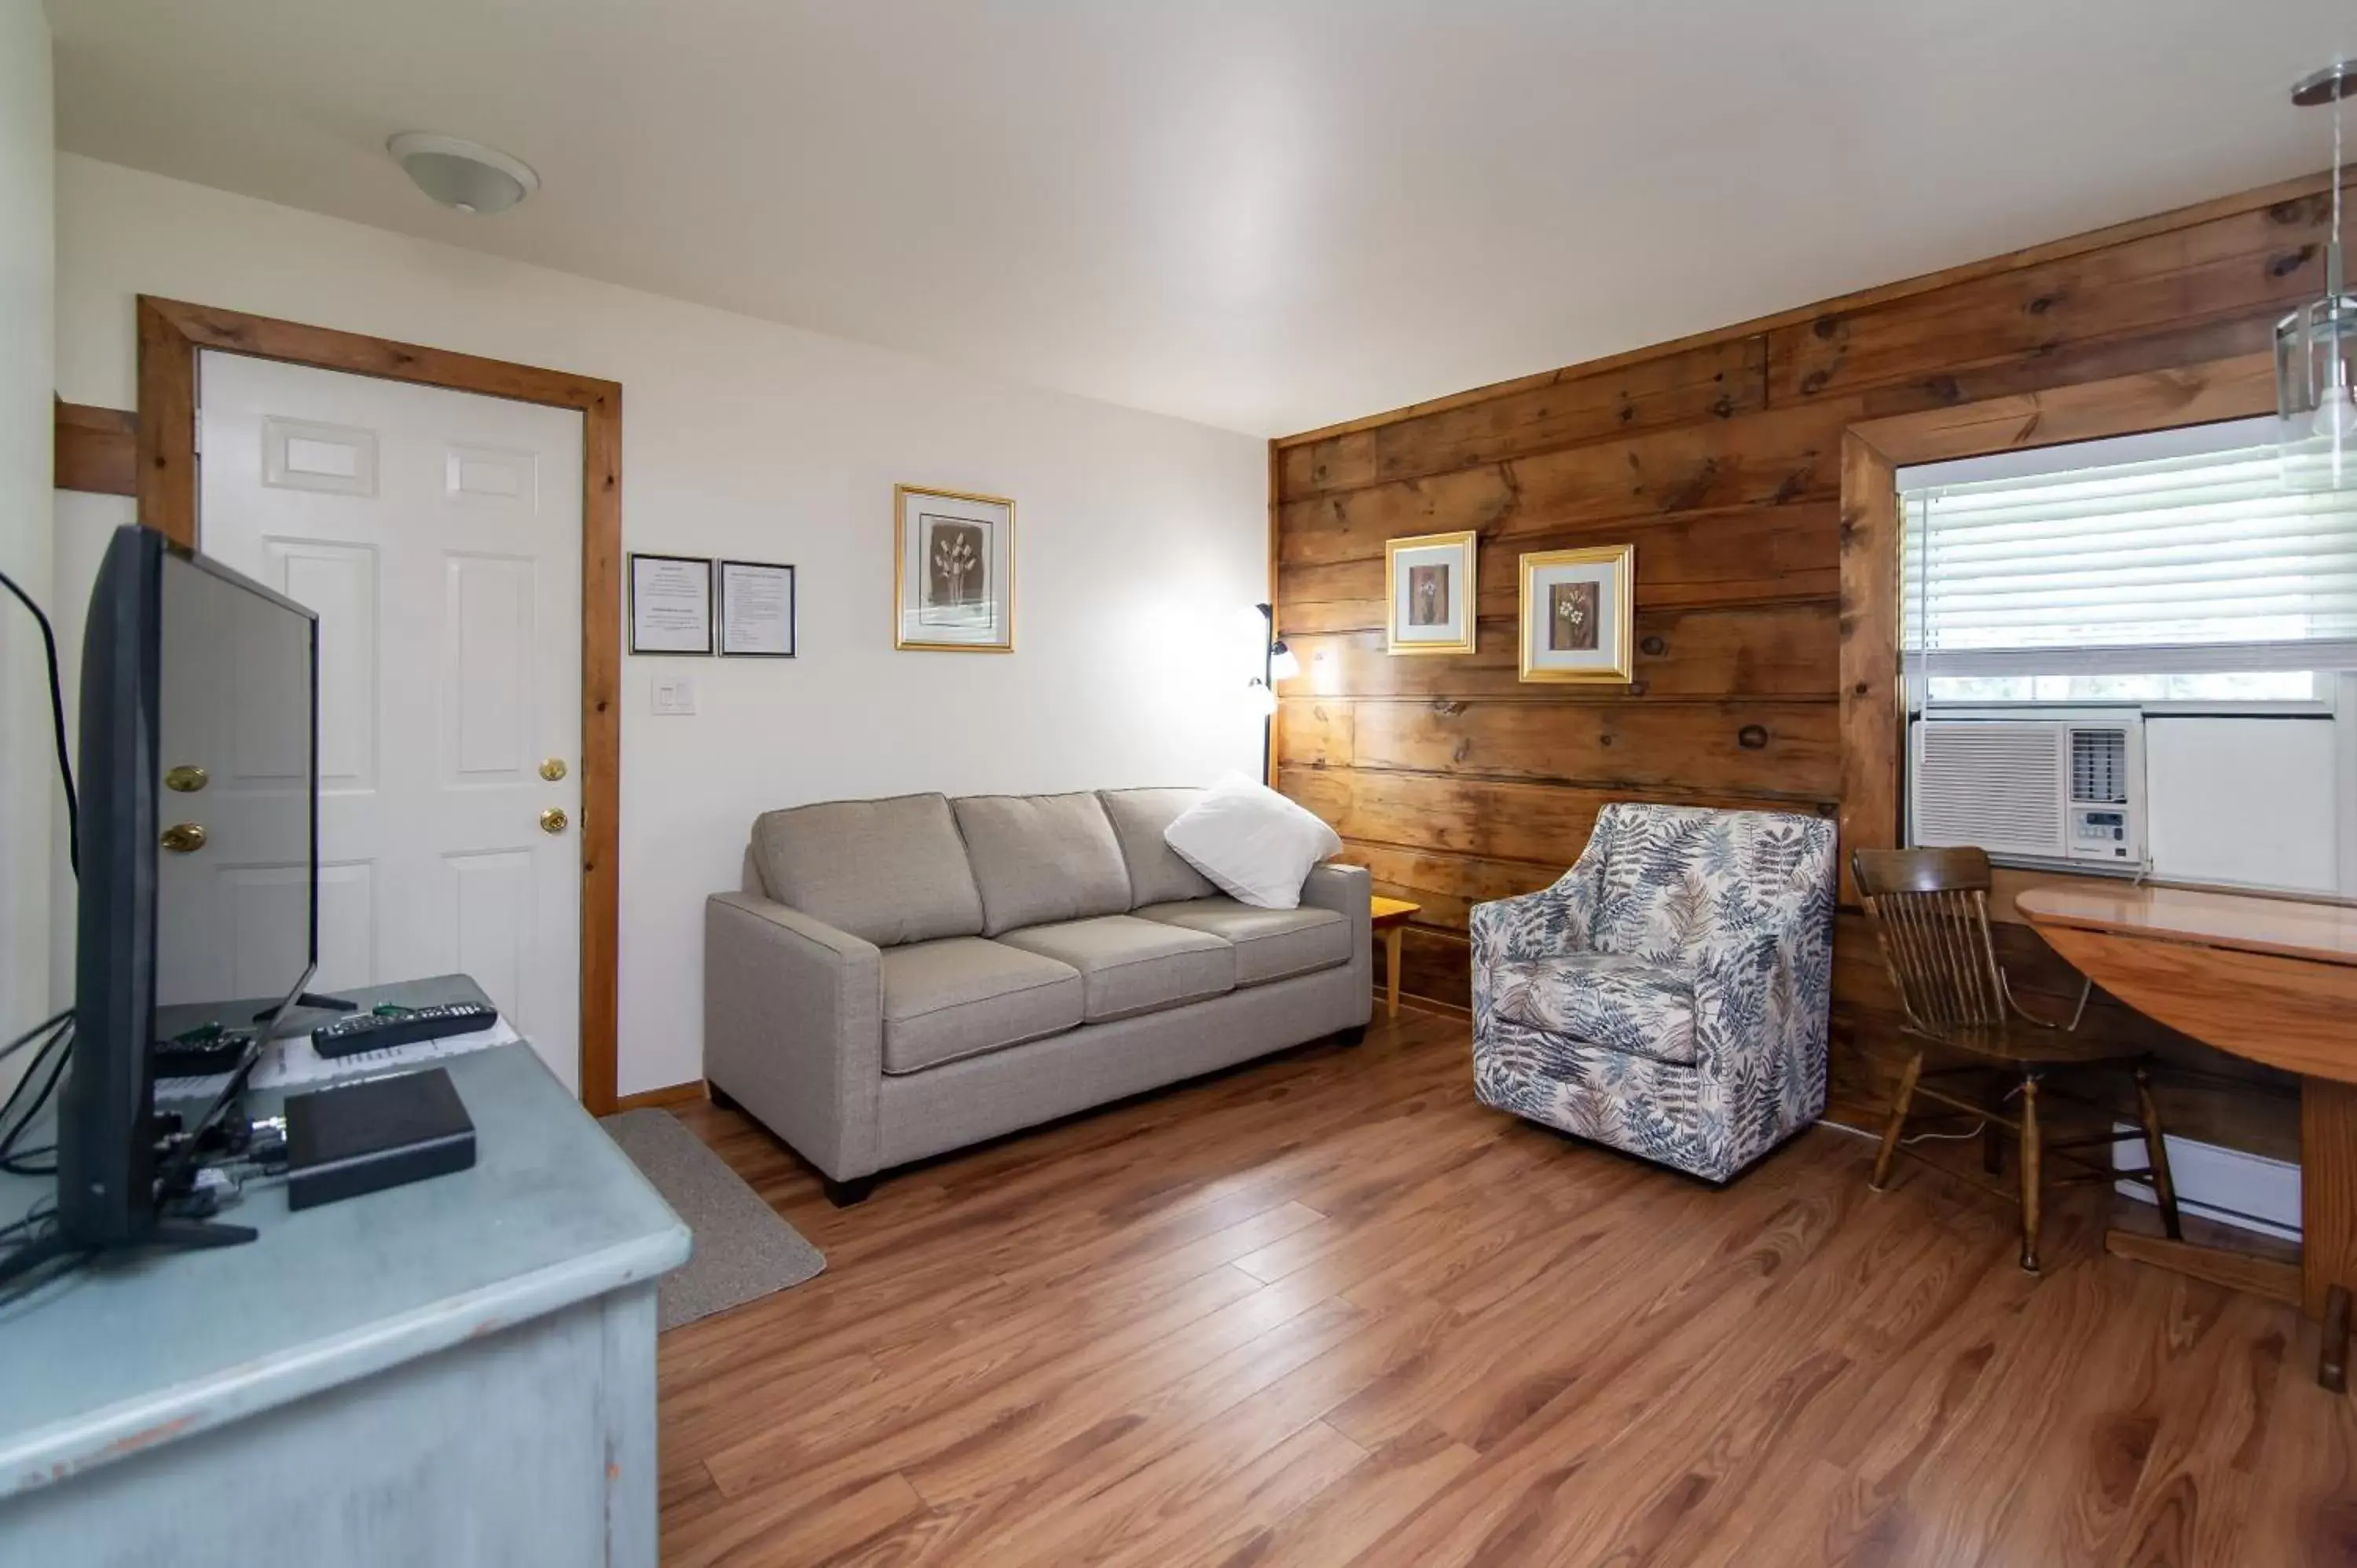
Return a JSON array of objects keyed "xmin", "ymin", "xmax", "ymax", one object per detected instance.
[
  {"xmin": 153, "ymin": 1023, "xmax": 258, "ymax": 1076},
  {"xmin": 311, "ymin": 1002, "xmax": 500, "ymax": 1059}
]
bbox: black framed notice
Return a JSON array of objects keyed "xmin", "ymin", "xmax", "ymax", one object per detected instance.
[
  {"xmin": 717, "ymin": 559, "xmax": 797, "ymax": 658},
  {"xmin": 629, "ymin": 553, "xmax": 713, "ymax": 654}
]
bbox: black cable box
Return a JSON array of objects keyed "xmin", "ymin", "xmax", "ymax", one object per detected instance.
[{"xmin": 284, "ymin": 1067, "xmax": 477, "ymax": 1211}]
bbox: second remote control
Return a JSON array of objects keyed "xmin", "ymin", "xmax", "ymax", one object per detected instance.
[{"xmin": 312, "ymin": 1002, "xmax": 500, "ymax": 1058}]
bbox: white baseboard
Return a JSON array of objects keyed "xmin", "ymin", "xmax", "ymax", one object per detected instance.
[{"xmin": 2113, "ymin": 1123, "xmax": 2300, "ymax": 1243}]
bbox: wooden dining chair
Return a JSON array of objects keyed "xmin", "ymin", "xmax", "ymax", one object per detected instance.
[{"xmin": 1852, "ymin": 846, "xmax": 2181, "ymax": 1273}]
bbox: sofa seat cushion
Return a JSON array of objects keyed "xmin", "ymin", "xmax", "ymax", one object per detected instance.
[
  {"xmin": 878, "ymin": 937, "xmax": 1084, "ymax": 1075},
  {"xmin": 1490, "ymin": 952, "xmax": 1699, "ymax": 1066},
  {"xmin": 752, "ymin": 793, "xmax": 984, "ymax": 947},
  {"xmin": 1135, "ymin": 898, "xmax": 1350, "ymax": 987},
  {"xmin": 995, "ymin": 915, "xmax": 1236, "ymax": 1022}
]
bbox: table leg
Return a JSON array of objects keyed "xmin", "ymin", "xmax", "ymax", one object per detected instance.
[
  {"xmin": 2304, "ymin": 1076, "xmax": 2357, "ymax": 1391},
  {"xmin": 1384, "ymin": 927, "xmax": 1403, "ymax": 1020}
]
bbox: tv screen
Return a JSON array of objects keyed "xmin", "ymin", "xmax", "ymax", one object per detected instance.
[
  {"xmin": 60, "ymin": 526, "xmax": 318, "ymax": 1248},
  {"xmin": 152, "ymin": 545, "xmax": 320, "ymax": 1037}
]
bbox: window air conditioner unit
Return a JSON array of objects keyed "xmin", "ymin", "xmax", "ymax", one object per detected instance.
[{"xmin": 1908, "ymin": 713, "xmax": 2145, "ymax": 871}]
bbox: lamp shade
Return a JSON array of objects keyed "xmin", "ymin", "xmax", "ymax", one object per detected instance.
[
  {"xmin": 1269, "ymin": 640, "xmax": 1301, "ymax": 680},
  {"xmin": 1247, "ymin": 680, "xmax": 1278, "ymax": 716}
]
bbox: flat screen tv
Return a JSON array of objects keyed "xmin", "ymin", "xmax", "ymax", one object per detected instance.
[{"xmin": 57, "ymin": 524, "xmax": 319, "ymax": 1251}]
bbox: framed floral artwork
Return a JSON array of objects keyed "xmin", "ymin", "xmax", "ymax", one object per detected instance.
[
  {"xmin": 895, "ymin": 485, "xmax": 1014, "ymax": 652},
  {"xmin": 1519, "ymin": 544, "xmax": 1633, "ymax": 683},
  {"xmin": 1384, "ymin": 530, "xmax": 1477, "ymax": 656}
]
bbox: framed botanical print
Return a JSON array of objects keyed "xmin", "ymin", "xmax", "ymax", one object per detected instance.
[
  {"xmin": 896, "ymin": 485, "xmax": 1014, "ymax": 652},
  {"xmin": 1384, "ymin": 530, "xmax": 1477, "ymax": 655},
  {"xmin": 1519, "ymin": 544, "xmax": 1634, "ymax": 683}
]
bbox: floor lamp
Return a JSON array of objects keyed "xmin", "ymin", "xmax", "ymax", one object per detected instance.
[{"xmin": 1248, "ymin": 602, "xmax": 1299, "ymax": 784}]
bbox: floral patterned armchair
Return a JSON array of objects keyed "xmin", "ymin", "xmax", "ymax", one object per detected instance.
[{"xmin": 1470, "ymin": 803, "xmax": 1836, "ymax": 1182}]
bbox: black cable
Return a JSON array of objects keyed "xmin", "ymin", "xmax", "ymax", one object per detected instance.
[
  {"xmin": 0, "ymin": 1024, "xmax": 71, "ymax": 1163},
  {"xmin": 0, "ymin": 564, "xmax": 77, "ymax": 875},
  {"xmin": 0, "ymin": 1020, "xmax": 68, "ymax": 1130},
  {"xmin": 2, "ymin": 1008, "xmax": 70, "ymax": 1062}
]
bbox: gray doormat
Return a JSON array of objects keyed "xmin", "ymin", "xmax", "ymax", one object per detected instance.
[{"xmin": 599, "ymin": 1108, "xmax": 826, "ymax": 1331}]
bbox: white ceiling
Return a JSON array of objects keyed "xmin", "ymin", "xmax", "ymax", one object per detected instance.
[{"xmin": 46, "ymin": 0, "xmax": 2357, "ymax": 437}]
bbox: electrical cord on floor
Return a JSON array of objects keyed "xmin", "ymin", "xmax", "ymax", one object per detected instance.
[
  {"xmin": 0, "ymin": 563, "xmax": 79, "ymax": 875},
  {"xmin": 1900, "ymin": 1080, "xmax": 2024, "ymax": 1147}
]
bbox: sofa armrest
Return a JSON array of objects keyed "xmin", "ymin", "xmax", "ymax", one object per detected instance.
[
  {"xmin": 704, "ymin": 891, "xmax": 885, "ymax": 1181},
  {"xmin": 1301, "ymin": 863, "xmax": 1375, "ymax": 1023}
]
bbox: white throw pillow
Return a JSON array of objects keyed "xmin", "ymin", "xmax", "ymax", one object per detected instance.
[{"xmin": 1162, "ymin": 773, "xmax": 1343, "ymax": 910}]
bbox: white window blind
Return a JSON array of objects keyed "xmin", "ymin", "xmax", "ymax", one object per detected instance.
[{"xmin": 1902, "ymin": 440, "xmax": 2357, "ymax": 676}]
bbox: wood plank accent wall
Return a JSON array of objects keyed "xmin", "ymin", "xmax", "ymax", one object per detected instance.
[{"xmin": 1271, "ymin": 174, "xmax": 2348, "ymax": 1159}]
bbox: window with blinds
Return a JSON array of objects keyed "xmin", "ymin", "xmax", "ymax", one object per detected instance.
[{"xmin": 1901, "ymin": 427, "xmax": 2357, "ymax": 703}]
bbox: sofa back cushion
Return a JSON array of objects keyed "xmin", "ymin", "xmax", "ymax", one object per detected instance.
[
  {"xmin": 1098, "ymin": 788, "xmax": 1217, "ymax": 907},
  {"xmin": 953, "ymin": 793, "xmax": 1134, "ymax": 936},
  {"xmin": 750, "ymin": 793, "xmax": 984, "ymax": 947}
]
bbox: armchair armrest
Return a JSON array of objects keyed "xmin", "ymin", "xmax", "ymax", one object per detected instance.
[
  {"xmin": 704, "ymin": 891, "xmax": 884, "ymax": 1180},
  {"xmin": 1470, "ymin": 863, "xmax": 1602, "ymax": 969},
  {"xmin": 1687, "ymin": 891, "xmax": 1833, "ymax": 1072}
]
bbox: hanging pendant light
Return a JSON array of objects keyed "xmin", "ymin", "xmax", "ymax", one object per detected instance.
[{"xmin": 2278, "ymin": 62, "xmax": 2357, "ymax": 492}]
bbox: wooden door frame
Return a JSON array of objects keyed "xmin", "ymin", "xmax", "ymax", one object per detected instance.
[
  {"xmin": 134, "ymin": 295, "xmax": 625, "ymax": 1114},
  {"xmin": 1835, "ymin": 351, "xmax": 2279, "ymax": 907}
]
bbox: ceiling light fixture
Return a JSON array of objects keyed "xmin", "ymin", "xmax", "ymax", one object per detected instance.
[
  {"xmin": 387, "ymin": 132, "xmax": 540, "ymax": 216},
  {"xmin": 2278, "ymin": 62, "xmax": 2357, "ymax": 491}
]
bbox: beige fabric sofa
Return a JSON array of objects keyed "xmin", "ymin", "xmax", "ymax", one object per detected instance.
[{"xmin": 704, "ymin": 787, "xmax": 1372, "ymax": 1203}]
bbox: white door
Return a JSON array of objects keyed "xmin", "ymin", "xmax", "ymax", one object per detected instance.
[{"xmin": 193, "ymin": 350, "xmax": 585, "ymax": 1092}]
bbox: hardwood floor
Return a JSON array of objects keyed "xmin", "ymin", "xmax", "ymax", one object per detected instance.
[{"xmin": 658, "ymin": 1010, "xmax": 2357, "ymax": 1566}]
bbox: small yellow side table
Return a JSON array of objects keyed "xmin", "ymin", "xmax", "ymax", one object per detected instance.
[{"xmin": 1369, "ymin": 897, "xmax": 1421, "ymax": 1020}]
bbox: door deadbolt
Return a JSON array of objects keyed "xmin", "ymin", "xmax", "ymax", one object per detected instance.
[
  {"xmin": 164, "ymin": 765, "xmax": 210, "ymax": 793},
  {"xmin": 540, "ymin": 758, "xmax": 568, "ymax": 782},
  {"xmin": 160, "ymin": 822, "xmax": 209, "ymax": 854},
  {"xmin": 539, "ymin": 808, "xmax": 570, "ymax": 834}
]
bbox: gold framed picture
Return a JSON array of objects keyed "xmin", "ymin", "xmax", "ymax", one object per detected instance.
[
  {"xmin": 895, "ymin": 484, "xmax": 1015, "ymax": 653},
  {"xmin": 1384, "ymin": 530, "xmax": 1478, "ymax": 656},
  {"xmin": 1519, "ymin": 544, "xmax": 1634, "ymax": 683}
]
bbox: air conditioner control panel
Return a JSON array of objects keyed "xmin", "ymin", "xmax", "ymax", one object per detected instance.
[{"xmin": 2069, "ymin": 806, "xmax": 2134, "ymax": 861}]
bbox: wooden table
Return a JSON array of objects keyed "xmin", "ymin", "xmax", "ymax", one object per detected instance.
[
  {"xmin": 2018, "ymin": 881, "xmax": 2357, "ymax": 1390},
  {"xmin": 1370, "ymin": 896, "xmax": 1421, "ymax": 1019}
]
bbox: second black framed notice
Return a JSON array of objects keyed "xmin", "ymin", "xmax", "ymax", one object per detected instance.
[{"xmin": 718, "ymin": 559, "xmax": 797, "ymax": 658}]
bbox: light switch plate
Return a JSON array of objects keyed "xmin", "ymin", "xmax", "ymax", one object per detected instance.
[{"xmin": 651, "ymin": 675, "xmax": 698, "ymax": 716}]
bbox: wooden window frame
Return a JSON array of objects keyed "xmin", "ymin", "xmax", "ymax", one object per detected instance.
[
  {"xmin": 1835, "ymin": 351, "xmax": 2279, "ymax": 907},
  {"xmin": 134, "ymin": 295, "xmax": 625, "ymax": 1114}
]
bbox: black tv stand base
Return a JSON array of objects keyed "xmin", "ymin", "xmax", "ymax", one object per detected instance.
[
  {"xmin": 148, "ymin": 1216, "xmax": 260, "ymax": 1249},
  {"xmin": 258, "ymin": 991, "xmax": 360, "ymax": 1024}
]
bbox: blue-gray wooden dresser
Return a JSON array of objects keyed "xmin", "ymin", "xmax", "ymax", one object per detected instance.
[{"xmin": 0, "ymin": 1042, "xmax": 691, "ymax": 1565}]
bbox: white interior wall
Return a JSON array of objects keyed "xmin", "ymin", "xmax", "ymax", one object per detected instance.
[
  {"xmin": 51, "ymin": 154, "xmax": 1270, "ymax": 1096},
  {"xmin": 2, "ymin": 0, "xmax": 53, "ymax": 1079}
]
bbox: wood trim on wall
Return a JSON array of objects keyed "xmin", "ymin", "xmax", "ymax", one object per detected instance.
[
  {"xmin": 54, "ymin": 397, "xmax": 138, "ymax": 496},
  {"xmin": 133, "ymin": 296, "xmax": 627, "ymax": 1115},
  {"xmin": 614, "ymin": 1079, "xmax": 709, "ymax": 1112},
  {"xmin": 1832, "ymin": 351, "xmax": 2281, "ymax": 902}
]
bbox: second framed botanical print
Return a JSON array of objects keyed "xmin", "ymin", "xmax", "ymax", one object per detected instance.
[
  {"xmin": 1384, "ymin": 530, "xmax": 1477, "ymax": 656},
  {"xmin": 1519, "ymin": 544, "xmax": 1634, "ymax": 683},
  {"xmin": 896, "ymin": 485, "xmax": 1015, "ymax": 652}
]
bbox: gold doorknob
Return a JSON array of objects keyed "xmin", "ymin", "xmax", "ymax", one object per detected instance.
[
  {"xmin": 164, "ymin": 765, "xmax": 210, "ymax": 793},
  {"xmin": 540, "ymin": 757, "xmax": 568, "ymax": 782},
  {"xmin": 539, "ymin": 808, "xmax": 570, "ymax": 834},
  {"xmin": 160, "ymin": 822, "xmax": 209, "ymax": 854}
]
